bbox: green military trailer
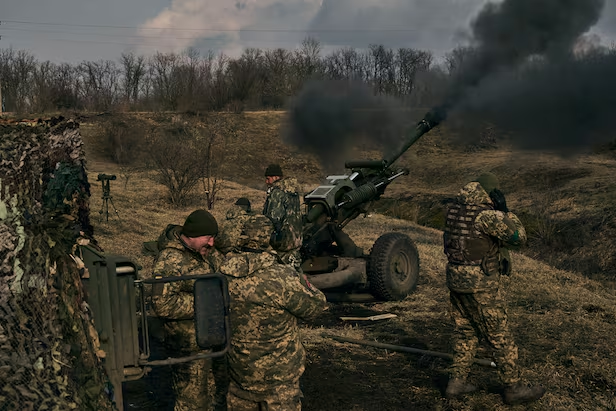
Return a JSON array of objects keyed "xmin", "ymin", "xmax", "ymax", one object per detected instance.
[{"xmin": 77, "ymin": 244, "xmax": 230, "ymax": 411}]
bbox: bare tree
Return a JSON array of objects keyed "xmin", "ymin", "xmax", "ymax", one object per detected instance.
[
  {"xmin": 395, "ymin": 48, "xmax": 433, "ymax": 102},
  {"xmin": 368, "ymin": 45, "xmax": 396, "ymax": 95},
  {"xmin": 209, "ymin": 52, "xmax": 230, "ymax": 110},
  {"xmin": 291, "ymin": 37, "xmax": 323, "ymax": 92},
  {"xmin": 31, "ymin": 61, "xmax": 56, "ymax": 113},
  {"xmin": 444, "ymin": 46, "xmax": 476, "ymax": 75},
  {"xmin": 149, "ymin": 52, "xmax": 182, "ymax": 110},
  {"xmin": 0, "ymin": 49, "xmax": 37, "ymax": 112},
  {"xmin": 261, "ymin": 48, "xmax": 292, "ymax": 107},
  {"xmin": 51, "ymin": 63, "xmax": 80, "ymax": 110},
  {"xmin": 77, "ymin": 60, "xmax": 120, "ymax": 111},
  {"xmin": 120, "ymin": 52, "xmax": 146, "ymax": 107},
  {"xmin": 198, "ymin": 115, "xmax": 237, "ymax": 209},
  {"xmin": 227, "ymin": 48, "xmax": 264, "ymax": 110},
  {"xmin": 324, "ymin": 47, "xmax": 363, "ymax": 80}
]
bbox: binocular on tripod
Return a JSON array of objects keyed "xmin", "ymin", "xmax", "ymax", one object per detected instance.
[
  {"xmin": 97, "ymin": 173, "xmax": 117, "ymax": 182},
  {"xmin": 97, "ymin": 173, "xmax": 121, "ymax": 222}
]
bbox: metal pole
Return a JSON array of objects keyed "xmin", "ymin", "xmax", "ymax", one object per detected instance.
[
  {"xmin": 0, "ymin": 76, "xmax": 3, "ymax": 113},
  {"xmin": 322, "ymin": 333, "xmax": 497, "ymax": 368}
]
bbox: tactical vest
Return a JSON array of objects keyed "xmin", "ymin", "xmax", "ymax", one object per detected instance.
[{"xmin": 444, "ymin": 203, "xmax": 500, "ymax": 274}]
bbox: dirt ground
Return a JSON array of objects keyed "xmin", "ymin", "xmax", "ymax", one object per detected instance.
[{"xmin": 79, "ymin": 113, "xmax": 616, "ymax": 411}]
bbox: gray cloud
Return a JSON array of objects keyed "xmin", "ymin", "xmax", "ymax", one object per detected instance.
[
  {"xmin": 1, "ymin": 0, "xmax": 616, "ymax": 64},
  {"xmin": 1, "ymin": 0, "xmax": 169, "ymax": 62},
  {"xmin": 306, "ymin": 0, "xmax": 488, "ymax": 54}
]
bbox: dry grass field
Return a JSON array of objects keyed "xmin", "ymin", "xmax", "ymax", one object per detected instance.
[{"xmin": 79, "ymin": 112, "xmax": 616, "ymax": 410}]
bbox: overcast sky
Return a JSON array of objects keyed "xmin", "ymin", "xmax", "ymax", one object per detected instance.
[{"xmin": 1, "ymin": 0, "xmax": 615, "ymax": 63}]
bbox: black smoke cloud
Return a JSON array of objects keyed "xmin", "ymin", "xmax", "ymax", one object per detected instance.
[
  {"xmin": 447, "ymin": 0, "xmax": 616, "ymax": 152},
  {"xmin": 447, "ymin": 0, "xmax": 606, "ymax": 104},
  {"xmin": 283, "ymin": 80, "xmax": 409, "ymax": 171},
  {"xmin": 287, "ymin": 0, "xmax": 615, "ymax": 164},
  {"xmin": 453, "ymin": 51, "xmax": 616, "ymax": 151}
]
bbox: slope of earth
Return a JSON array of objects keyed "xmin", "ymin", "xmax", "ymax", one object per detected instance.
[
  {"xmin": 78, "ymin": 111, "xmax": 616, "ymax": 283},
  {"xmin": 84, "ymin": 158, "xmax": 616, "ymax": 411}
]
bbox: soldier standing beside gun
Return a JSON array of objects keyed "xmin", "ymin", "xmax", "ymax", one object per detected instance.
[
  {"xmin": 263, "ymin": 164, "xmax": 303, "ymax": 270},
  {"xmin": 216, "ymin": 213, "xmax": 327, "ymax": 411},
  {"xmin": 443, "ymin": 173, "xmax": 546, "ymax": 405},
  {"xmin": 151, "ymin": 209, "xmax": 229, "ymax": 411}
]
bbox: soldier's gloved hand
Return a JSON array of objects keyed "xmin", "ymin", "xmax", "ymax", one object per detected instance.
[{"xmin": 490, "ymin": 188, "xmax": 509, "ymax": 213}]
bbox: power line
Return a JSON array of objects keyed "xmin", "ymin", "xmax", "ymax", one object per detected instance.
[
  {"xmin": 0, "ymin": 26, "xmax": 221, "ymax": 41},
  {"xmin": 0, "ymin": 34, "xmax": 306, "ymax": 48},
  {"xmin": 1, "ymin": 19, "xmax": 424, "ymax": 33}
]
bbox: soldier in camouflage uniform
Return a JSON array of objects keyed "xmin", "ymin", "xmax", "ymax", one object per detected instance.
[
  {"xmin": 216, "ymin": 212, "xmax": 327, "ymax": 411},
  {"xmin": 234, "ymin": 197, "xmax": 252, "ymax": 213},
  {"xmin": 151, "ymin": 209, "xmax": 229, "ymax": 411},
  {"xmin": 263, "ymin": 164, "xmax": 304, "ymax": 270},
  {"xmin": 443, "ymin": 173, "xmax": 545, "ymax": 405}
]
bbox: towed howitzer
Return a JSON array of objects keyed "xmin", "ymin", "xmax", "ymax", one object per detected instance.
[
  {"xmin": 300, "ymin": 109, "xmax": 444, "ymax": 301},
  {"xmin": 302, "ymin": 110, "xmax": 443, "ymax": 258}
]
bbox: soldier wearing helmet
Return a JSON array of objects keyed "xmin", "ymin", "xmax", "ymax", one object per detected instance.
[
  {"xmin": 443, "ymin": 173, "xmax": 545, "ymax": 405},
  {"xmin": 216, "ymin": 212, "xmax": 327, "ymax": 410}
]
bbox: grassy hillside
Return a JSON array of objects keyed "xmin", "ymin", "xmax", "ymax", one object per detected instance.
[
  {"xmin": 83, "ymin": 150, "xmax": 616, "ymax": 410},
  {"xmin": 80, "ymin": 111, "xmax": 616, "ymax": 284}
]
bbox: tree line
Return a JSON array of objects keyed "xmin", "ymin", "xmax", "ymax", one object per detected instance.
[{"xmin": 0, "ymin": 38, "xmax": 469, "ymax": 114}]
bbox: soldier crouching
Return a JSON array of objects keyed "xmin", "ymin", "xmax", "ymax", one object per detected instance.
[{"xmin": 216, "ymin": 212, "xmax": 327, "ymax": 411}]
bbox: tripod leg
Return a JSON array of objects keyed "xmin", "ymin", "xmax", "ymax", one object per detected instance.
[
  {"xmin": 99, "ymin": 197, "xmax": 106, "ymax": 222},
  {"xmin": 108, "ymin": 197, "xmax": 122, "ymax": 223}
]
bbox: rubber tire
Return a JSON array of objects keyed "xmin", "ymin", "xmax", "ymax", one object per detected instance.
[{"xmin": 368, "ymin": 232, "xmax": 420, "ymax": 301}]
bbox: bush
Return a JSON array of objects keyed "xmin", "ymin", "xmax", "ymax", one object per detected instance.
[
  {"xmin": 98, "ymin": 118, "xmax": 147, "ymax": 166},
  {"xmin": 145, "ymin": 115, "xmax": 235, "ymax": 208}
]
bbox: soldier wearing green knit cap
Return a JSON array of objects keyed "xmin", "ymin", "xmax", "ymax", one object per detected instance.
[
  {"xmin": 263, "ymin": 164, "xmax": 303, "ymax": 270},
  {"xmin": 150, "ymin": 209, "xmax": 229, "ymax": 411}
]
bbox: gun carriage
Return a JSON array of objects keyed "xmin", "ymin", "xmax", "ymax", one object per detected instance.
[{"xmin": 301, "ymin": 111, "xmax": 443, "ymax": 301}]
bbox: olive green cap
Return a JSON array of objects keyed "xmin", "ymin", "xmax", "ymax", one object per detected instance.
[
  {"xmin": 474, "ymin": 172, "xmax": 499, "ymax": 193},
  {"xmin": 264, "ymin": 164, "xmax": 283, "ymax": 177},
  {"xmin": 235, "ymin": 197, "xmax": 251, "ymax": 212},
  {"xmin": 181, "ymin": 209, "xmax": 218, "ymax": 238}
]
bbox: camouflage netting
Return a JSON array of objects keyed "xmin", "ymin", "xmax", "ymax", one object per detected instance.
[{"xmin": 0, "ymin": 117, "xmax": 115, "ymax": 410}]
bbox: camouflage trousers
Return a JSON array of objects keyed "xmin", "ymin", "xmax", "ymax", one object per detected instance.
[
  {"xmin": 448, "ymin": 288, "xmax": 520, "ymax": 385},
  {"xmin": 227, "ymin": 380, "xmax": 302, "ymax": 411},
  {"xmin": 163, "ymin": 322, "xmax": 230, "ymax": 411}
]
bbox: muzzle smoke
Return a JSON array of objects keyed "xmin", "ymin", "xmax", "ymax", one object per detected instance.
[
  {"xmin": 286, "ymin": 0, "xmax": 614, "ymax": 163},
  {"xmin": 283, "ymin": 80, "xmax": 409, "ymax": 171}
]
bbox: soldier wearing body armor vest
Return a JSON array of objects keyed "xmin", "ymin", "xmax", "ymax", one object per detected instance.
[
  {"xmin": 443, "ymin": 173, "xmax": 546, "ymax": 406},
  {"xmin": 151, "ymin": 209, "xmax": 229, "ymax": 411},
  {"xmin": 263, "ymin": 164, "xmax": 303, "ymax": 270}
]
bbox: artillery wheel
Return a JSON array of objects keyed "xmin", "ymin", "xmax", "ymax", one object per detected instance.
[{"xmin": 368, "ymin": 233, "xmax": 419, "ymax": 301}]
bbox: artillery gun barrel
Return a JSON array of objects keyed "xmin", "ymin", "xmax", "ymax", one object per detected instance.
[{"xmin": 384, "ymin": 108, "xmax": 445, "ymax": 167}]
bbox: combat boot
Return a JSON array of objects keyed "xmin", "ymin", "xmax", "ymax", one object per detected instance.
[
  {"xmin": 445, "ymin": 378, "xmax": 478, "ymax": 398},
  {"xmin": 503, "ymin": 383, "xmax": 546, "ymax": 405}
]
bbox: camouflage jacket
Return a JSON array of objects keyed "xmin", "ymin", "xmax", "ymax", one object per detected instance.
[
  {"xmin": 445, "ymin": 182, "xmax": 527, "ymax": 293},
  {"xmin": 219, "ymin": 250, "xmax": 326, "ymax": 394},
  {"xmin": 151, "ymin": 226, "xmax": 224, "ymax": 321},
  {"xmin": 263, "ymin": 177, "xmax": 303, "ymax": 253}
]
